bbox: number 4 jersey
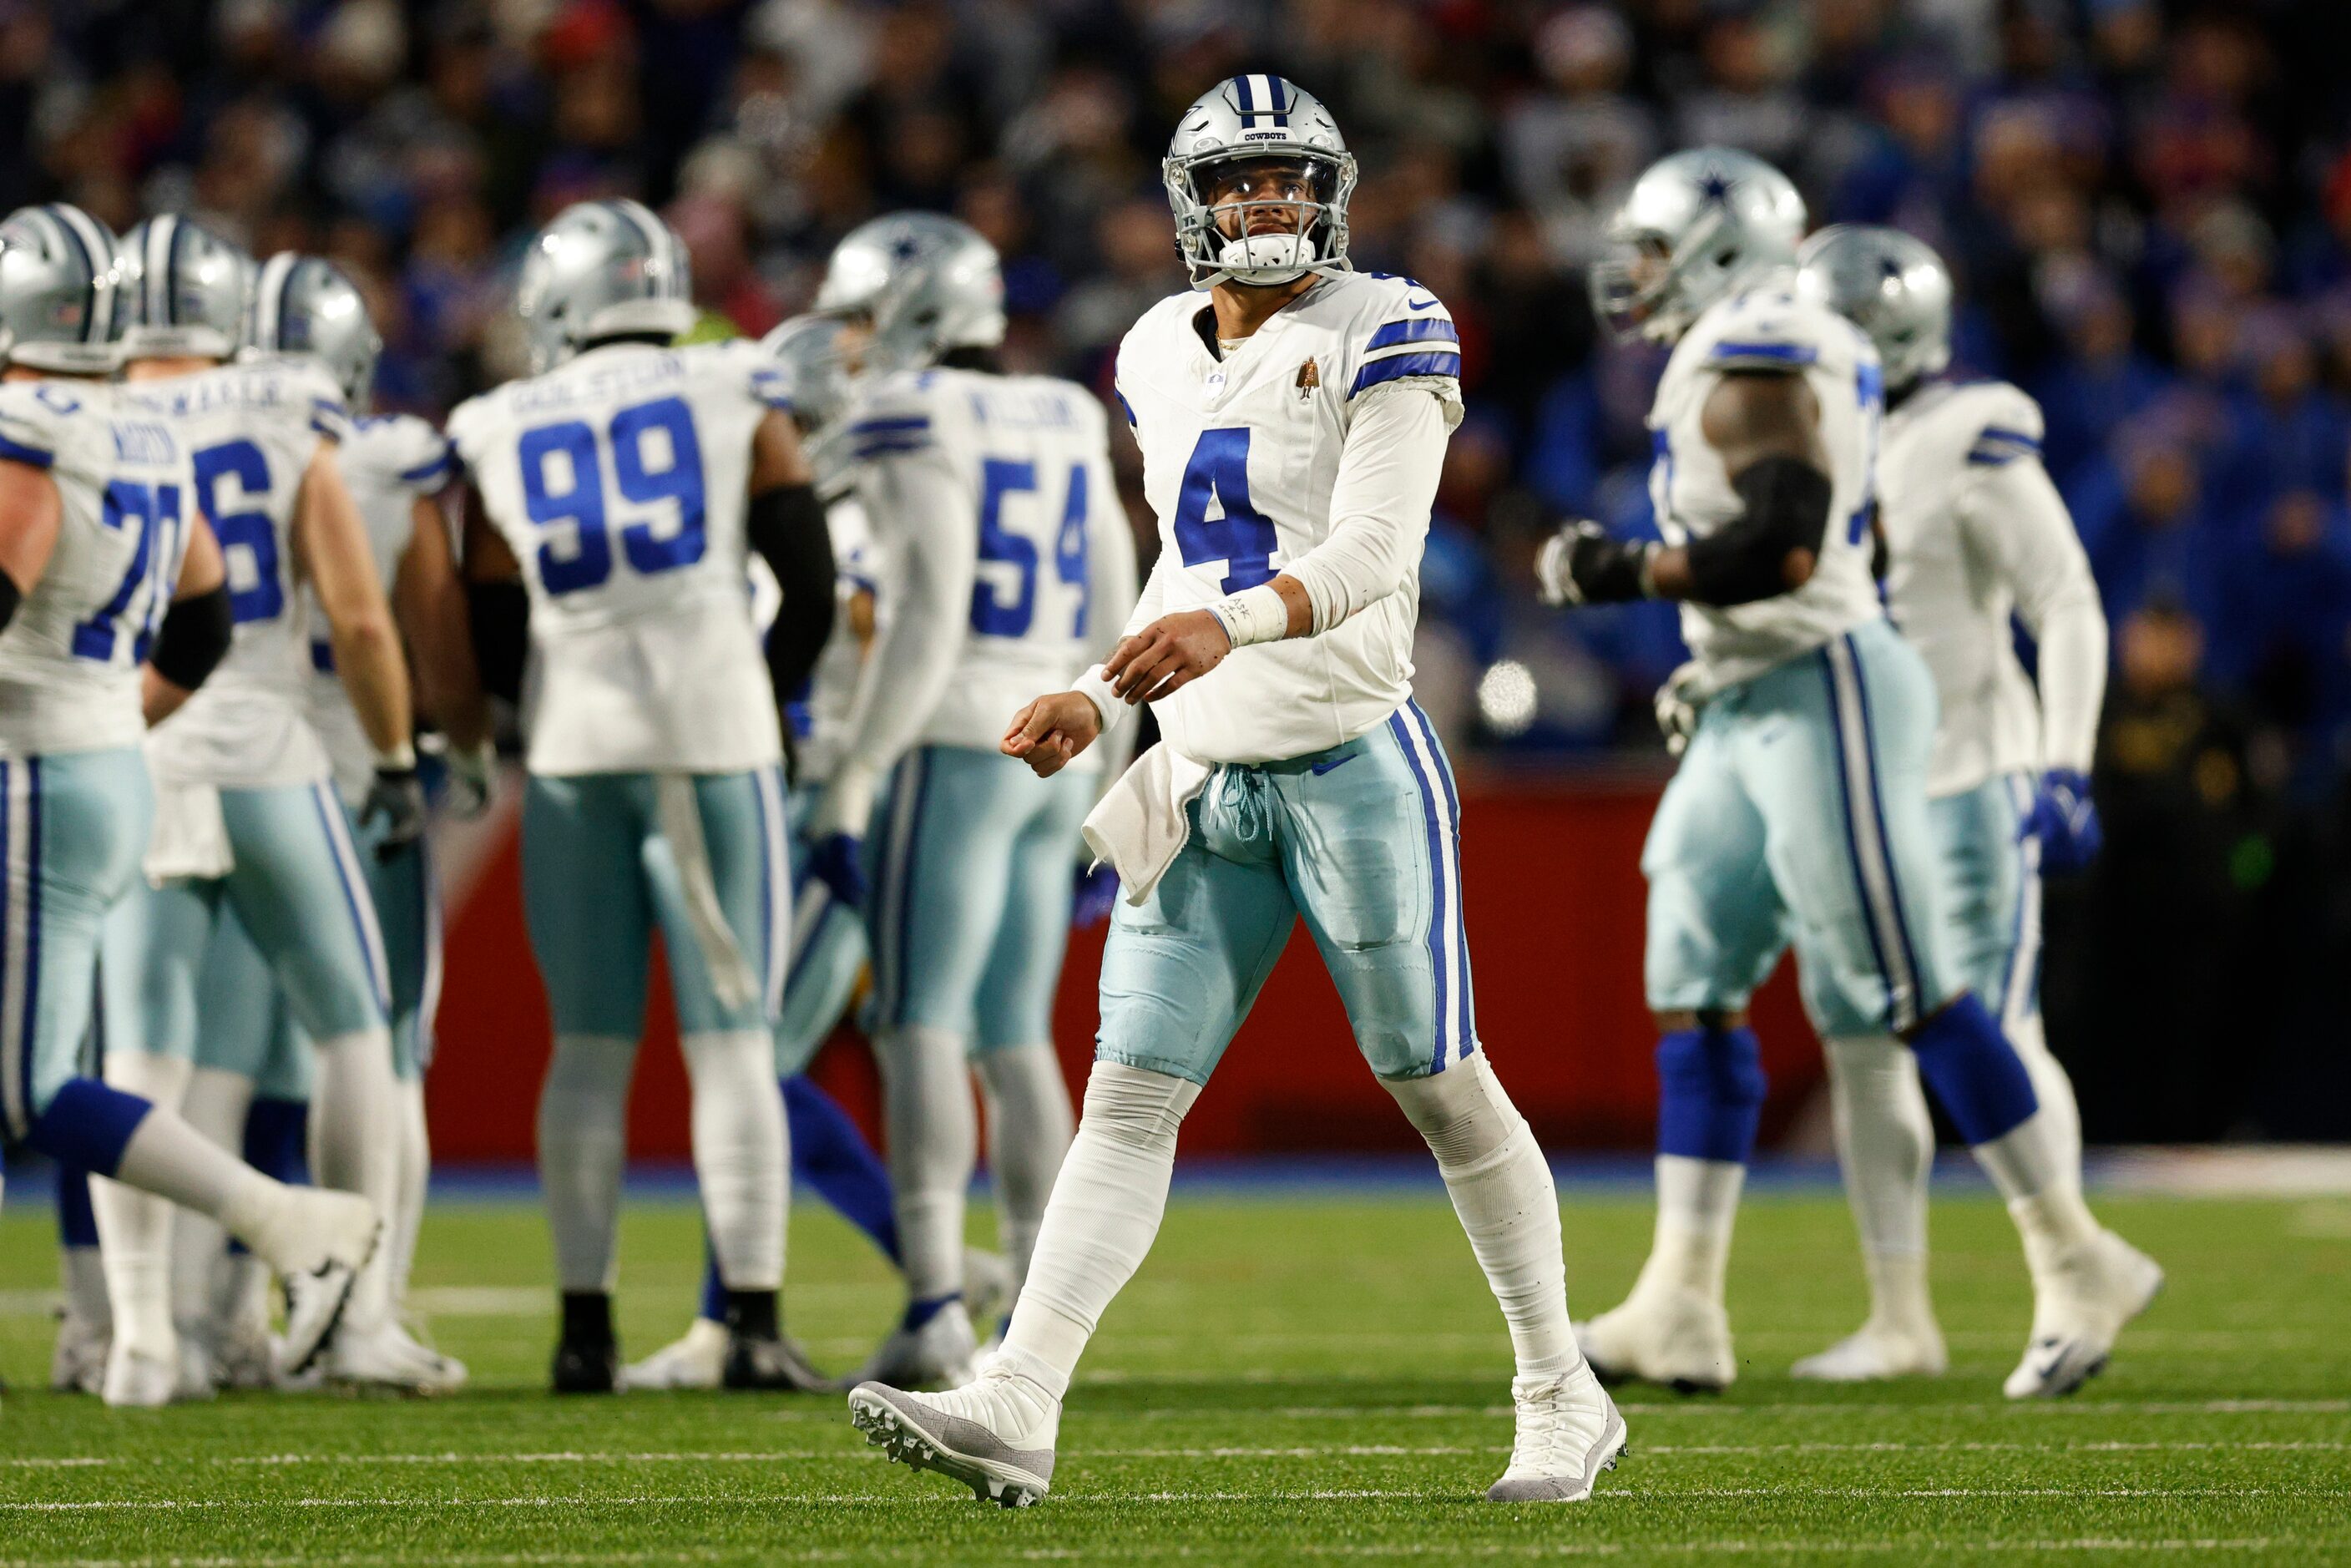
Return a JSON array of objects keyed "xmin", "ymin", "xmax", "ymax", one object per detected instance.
[
  {"xmin": 447, "ymin": 339, "xmax": 790, "ymax": 776},
  {"xmin": 0, "ymin": 380, "xmax": 199, "ymax": 757},
  {"xmin": 1114, "ymin": 271, "xmax": 1464, "ymax": 765},
  {"xmin": 121, "ymin": 354, "xmax": 351, "ymax": 787}
]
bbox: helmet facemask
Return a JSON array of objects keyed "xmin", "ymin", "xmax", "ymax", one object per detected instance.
[
  {"xmin": 1590, "ymin": 207, "xmax": 1734, "ymax": 346},
  {"xmin": 1167, "ymin": 147, "xmax": 1356, "ymax": 290}
]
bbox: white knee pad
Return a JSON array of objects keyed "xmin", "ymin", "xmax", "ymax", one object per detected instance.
[
  {"xmin": 1382, "ymin": 1054, "xmax": 1523, "ymax": 1174},
  {"xmin": 1822, "ymin": 1033, "xmax": 1934, "ymax": 1260}
]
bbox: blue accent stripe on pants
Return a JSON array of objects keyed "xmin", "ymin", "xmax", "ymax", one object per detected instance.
[
  {"xmin": 1820, "ymin": 634, "xmax": 1924, "ymax": 1030},
  {"xmin": 1408, "ymin": 701, "xmax": 1476, "ymax": 1055},
  {"xmin": 311, "ymin": 783, "xmax": 390, "ymax": 1015},
  {"xmin": 1388, "ymin": 712, "xmax": 1455, "ymax": 1075},
  {"xmin": 876, "ymin": 751, "xmax": 932, "ymax": 1029}
]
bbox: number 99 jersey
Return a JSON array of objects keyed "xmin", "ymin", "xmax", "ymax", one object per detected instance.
[
  {"xmin": 1113, "ymin": 271, "xmax": 1464, "ymax": 766},
  {"xmin": 447, "ymin": 338, "xmax": 792, "ymax": 776},
  {"xmin": 0, "ymin": 381, "xmax": 198, "ymax": 757},
  {"xmin": 121, "ymin": 355, "xmax": 351, "ymax": 787}
]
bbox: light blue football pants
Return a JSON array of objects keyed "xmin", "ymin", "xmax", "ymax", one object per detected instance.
[
  {"xmin": 1646, "ymin": 618, "xmax": 1959, "ymax": 1039},
  {"xmin": 863, "ymin": 746, "xmax": 1093, "ymax": 1053},
  {"xmin": 101, "ymin": 779, "xmax": 391, "ymax": 1069},
  {"xmin": 193, "ymin": 810, "xmax": 442, "ymax": 1089},
  {"xmin": 774, "ymin": 784, "xmax": 868, "ymax": 1078},
  {"xmin": 1096, "ymin": 701, "xmax": 1477, "ymax": 1088},
  {"xmin": 0, "ymin": 749, "xmax": 150, "ymax": 1139},
  {"xmin": 1920, "ymin": 771, "xmax": 2042, "ymax": 1034},
  {"xmin": 521, "ymin": 768, "xmax": 790, "ymax": 1038}
]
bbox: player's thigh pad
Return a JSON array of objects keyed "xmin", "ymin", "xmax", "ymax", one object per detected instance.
[
  {"xmin": 637, "ymin": 766, "xmax": 789, "ymax": 1036},
  {"xmin": 1929, "ymin": 773, "xmax": 2038, "ymax": 1031},
  {"xmin": 1272, "ymin": 708, "xmax": 1474, "ymax": 1080},
  {"xmin": 1096, "ymin": 777, "xmax": 1297, "ymax": 1087},
  {"xmin": 865, "ymin": 747, "xmax": 1027, "ymax": 1039},
  {"xmin": 1749, "ymin": 621, "xmax": 1954, "ymax": 1036},
  {"xmin": 1641, "ymin": 711, "xmax": 1789, "ymax": 1018},
  {"xmin": 354, "ymin": 817, "xmax": 442, "ymax": 1079},
  {"xmin": 522, "ymin": 773, "xmax": 656, "ymax": 1038},
  {"xmin": 972, "ymin": 764, "xmax": 1092, "ymax": 1054},
  {"xmin": 193, "ymin": 903, "xmax": 287, "ymax": 1079},
  {"xmin": 2, "ymin": 750, "xmax": 150, "ymax": 1134},
  {"xmin": 216, "ymin": 782, "xmax": 391, "ymax": 1042}
]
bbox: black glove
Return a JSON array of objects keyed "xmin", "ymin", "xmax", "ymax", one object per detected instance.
[
  {"xmin": 1535, "ymin": 521, "xmax": 1654, "ymax": 606},
  {"xmin": 362, "ymin": 766, "xmax": 428, "ymax": 860}
]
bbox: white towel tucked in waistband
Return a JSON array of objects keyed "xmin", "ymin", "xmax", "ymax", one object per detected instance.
[
  {"xmin": 1081, "ymin": 743, "xmax": 1213, "ymax": 907},
  {"xmin": 655, "ymin": 773, "xmax": 761, "ymax": 1015},
  {"xmin": 144, "ymin": 780, "xmax": 234, "ymax": 886}
]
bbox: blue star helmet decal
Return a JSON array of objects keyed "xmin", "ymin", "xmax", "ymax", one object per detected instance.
[
  {"xmin": 890, "ymin": 233, "xmax": 924, "ymax": 263},
  {"xmin": 1695, "ymin": 167, "xmax": 1738, "ymax": 208}
]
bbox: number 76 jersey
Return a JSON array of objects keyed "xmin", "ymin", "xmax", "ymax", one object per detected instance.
[
  {"xmin": 447, "ymin": 339, "xmax": 791, "ymax": 776},
  {"xmin": 1114, "ymin": 271, "xmax": 1464, "ymax": 765}
]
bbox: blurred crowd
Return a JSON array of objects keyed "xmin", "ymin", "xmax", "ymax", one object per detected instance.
[{"xmin": 11, "ymin": 0, "xmax": 2351, "ymax": 794}]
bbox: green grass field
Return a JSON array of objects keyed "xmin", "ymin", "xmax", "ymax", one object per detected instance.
[{"xmin": 2, "ymin": 1184, "xmax": 2347, "ymax": 1565}]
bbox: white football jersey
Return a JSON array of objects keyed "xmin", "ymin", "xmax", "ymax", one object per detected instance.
[
  {"xmin": 447, "ymin": 339, "xmax": 791, "ymax": 776},
  {"xmin": 842, "ymin": 366, "xmax": 1123, "ymax": 759},
  {"xmin": 306, "ymin": 412, "xmax": 455, "ymax": 805},
  {"xmin": 1648, "ymin": 271, "xmax": 1884, "ymax": 695},
  {"xmin": 124, "ymin": 356, "xmax": 351, "ymax": 788},
  {"xmin": 0, "ymin": 379, "xmax": 199, "ymax": 757},
  {"xmin": 1880, "ymin": 379, "xmax": 2096, "ymax": 797},
  {"xmin": 1115, "ymin": 271, "xmax": 1464, "ymax": 765}
]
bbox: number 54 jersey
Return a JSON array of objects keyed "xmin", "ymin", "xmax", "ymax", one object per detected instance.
[
  {"xmin": 1114, "ymin": 271, "xmax": 1464, "ymax": 766},
  {"xmin": 0, "ymin": 380, "xmax": 198, "ymax": 757},
  {"xmin": 447, "ymin": 339, "xmax": 791, "ymax": 776}
]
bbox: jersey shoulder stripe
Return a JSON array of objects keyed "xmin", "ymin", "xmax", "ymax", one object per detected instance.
[
  {"xmin": 1351, "ymin": 349, "xmax": 1461, "ymax": 397},
  {"xmin": 1966, "ymin": 426, "xmax": 2041, "ymax": 466},
  {"xmin": 398, "ymin": 444, "xmax": 458, "ymax": 486},
  {"xmin": 0, "ymin": 427, "xmax": 53, "ymax": 467},
  {"xmin": 1709, "ymin": 338, "xmax": 1820, "ymax": 367},
  {"xmin": 1366, "ymin": 316, "xmax": 1459, "ymax": 352},
  {"xmin": 847, "ymin": 413, "xmax": 933, "ymax": 460}
]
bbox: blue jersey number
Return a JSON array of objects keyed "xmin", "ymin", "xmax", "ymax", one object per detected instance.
[
  {"xmin": 972, "ymin": 459, "xmax": 1091, "ymax": 639},
  {"xmin": 518, "ymin": 396, "xmax": 708, "ymax": 595},
  {"xmin": 71, "ymin": 480, "xmax": 187, "ymax": 662},
  {"xmin": 195, "ymin": 439, "xmax": 281, "ymax": 624},
  {"xmin": 1170, "ymin": 427, "xmax": 1277, "ymax": 592}
]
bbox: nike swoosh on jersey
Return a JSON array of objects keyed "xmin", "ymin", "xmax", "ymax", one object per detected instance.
[{"xmin": 1405, "ymin": 296, "xmax": 1440, "ymax": 311}]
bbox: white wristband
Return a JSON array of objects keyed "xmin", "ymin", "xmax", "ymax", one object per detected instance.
[
  {"xmin": 1075, "ymin": 664, "xmax": 1128, "ymax": 731},
  {"xmin": 375, "ymin": 742, "xmax": 417, "ymax": 772},
  {"xmin": 1206, "ymin": 584, "xmax": 1289, "ymax": 650}
]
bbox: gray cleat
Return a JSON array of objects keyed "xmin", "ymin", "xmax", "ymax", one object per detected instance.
[
  {"xmin": 847, "ymin": 1379, "xmax": 1056, "ymax": 1508},
  {"xmin": 1485, "ymin": 1367, "xmax": 1630, "ymax": 1503}
]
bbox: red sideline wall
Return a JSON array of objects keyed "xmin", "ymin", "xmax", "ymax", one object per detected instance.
[{"xmin": 426, "ymin": 774, "xmax": 1824, "ymax": 1161}]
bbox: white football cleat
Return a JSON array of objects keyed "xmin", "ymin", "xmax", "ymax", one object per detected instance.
[
  {"xmin": 101, "ymin": 1341, "xmax": 182, "ymax": 1409},
  {"xmin": 2005, "ymin": 1231, "xmax": 2164, "ymax": 1399},
  {"xmin": 619, "ymin": 1317, "xmax": 728, "ymax": 1391},
  {"xmin": 1792, "ymin": 1318, "xmax": 1949, "ymax": 1382},
  {"xmin": 1486, "ymin": 1363, "xmax": 1628, "ymax": 1502},
  {"xmin": 963, "ymin": 1248, "xmax": 1015, "ymax": 1332},
  {"xmin": 325, "ymin": 1321, "xmax": 468, "ymax": 1393},
  {"xmin": 49, "ymin": 1314, "xmax": 109, "ymax": 1395},
  {"xmin": 852, "ymin": 1298, "xmax": 979, "ymax": 1391},
  {"xmin": 172, "ymin": 1329, "xmax": 220, "ymax": 1402},
  {"xmin": 245, "ymin": 1188, "xmax": 381, "ymax": 1375},
  {"xmin": 848, "ymin": 1363, "xmax": 1059, "ymax": 1507},
  {"xmin": 1579, "ymin": 1284, "xmax": 1736, "ymax": 1393}
]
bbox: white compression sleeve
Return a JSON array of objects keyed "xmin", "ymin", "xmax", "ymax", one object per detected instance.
[
  {"xmin": 1383, "ymin": 1055, "xmax": 1580, "ymax": 1378},
  {"xmin": 536, "ymin": 1033, "xmax": 636, "ymax": 1293},
  {"xmin": 1964, "ymin": 454, "xmax": 2107, "ymax": 775},
  {"xmin": 390, "ymin": 1076, "xmax": 431, "ymax": 1314},
  {"xmin": 171, "ymin": 1066, "xmax": 255, "ymax": 1334},
  {"xmin": 976, "ymin": 1044, "xmax": 1078, "ymax": 1291},
  {"xmin": 1281, "ymin": 381, "xmax": 1459, "ymax": 634},
  {"xmin": 994, "ymin": 1062, "xmax": 1200, "ymax": 1399},
  {"xmin": 684, "ymin": 1029, "xmax": 787, "ymax": 1291},
  {"xmin": 94, "ymin": 1051, "xmax": 197, "ymax": 1360},
  {"xmin": 310, "ymin": 1026, "xmax": 404, "ymax": 1331},
  {"xmin": 875, "ymin": 1023, "xmax": 978, "ymax": 1304},
  {"xmin": 1822, "ymin": 1034, "xmax": 1934, "ymax": 1260}
]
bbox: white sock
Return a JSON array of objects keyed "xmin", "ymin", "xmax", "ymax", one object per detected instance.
[
  {"xmin": 1643, "ymin": 1153, "xmax": 1746, "ymax": 1301},
  {"xmin": 2005, "ymin": 1011, "xmax": 2083, "ymax": 1181},
  {"xmin": 537, "ymin": 1033, "xmax": 636, "ymax": 1292},
  {"xmin": 875, "ymin": 1024, "xmax": 977, "ymax": 1303},
  {"xmin": 390, "ymin": 1077, "xmax": 431, "ymax": 1316},
  {"xmin": 94, "ymin": 1051, "xmax": 198, "ymax": 1359},
  {"xmin": 171, "ymin": 1067, "xmax": 254, "ymax": 1336},
  {"xmin": 996, "ymin": 1062, "xmax": 1199, "ymax": 1401},
  {"xmin": 1822, "ymin": 1034, "xmax": 1935, "ymax": 1328},
  {"xmin": 310, "ymin": 1027, "xmax": 404, "ymax": 1331},
  {"xmin": 1384, "ymin": 1055, "xmax": 1580, "ymax": 1378},
  {"xmin": 63, "ymin": 1244, "xmax": 114, "ymax": 1332},
  {"xmin": 976, "ymin": 1044, "xmax": 1075, "ymax": 1292},
  {"xmin": 684, "ymin": 1029, "xmax": 787, "ymax": 1291}
]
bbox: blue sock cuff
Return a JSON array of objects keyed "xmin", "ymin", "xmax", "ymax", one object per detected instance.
[
  {"xmin": 699, "ymin": 1237, "xmax": 727, "ymax": 1325},
  {"xmin": 27, "ymin": 1077, "xmax": 154, "ymax": 1176},
  {"xmin": 900, "ymin": 1292, "xmax": 960, "ymax": 1333},
  {"xmin": 1908, "ymin": 992, "xmax": 2040, "ymax": 1145},
  {"xmin": 242, "ymin": 1097, "xmax": 311, "ymax": 1187},
  {"xmin": 55, "ymin": 1162, "xmax": 99, "ymax": 1248},
  {"xmin": 1655, "ymin": 1026, "xmax": 1767, "ymax": 1164}
]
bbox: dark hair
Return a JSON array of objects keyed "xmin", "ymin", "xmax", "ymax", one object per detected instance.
[{"xmin": 938, "ymin": 345, "xmax": 1002, "ymax": 374}]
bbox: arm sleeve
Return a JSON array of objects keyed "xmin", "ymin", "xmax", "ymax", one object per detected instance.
[
  {"xmin": 1073, "ymin": 547, "xmax": 1170, "ymax": 733},
  {"xmin": 1960, "ymin": 453, "xmax": 2107, "ymax": 775},
  {"xmin": 1081, "ymin": 453, "xmax": 1143, "ymax": 797},
  {"xmin": 828, "ymin": 450, "xmax": 977, "ymax": 789},
  {"xmin": 1280, "ymin": 380, "xmax": 1456, "ymax": 634}
]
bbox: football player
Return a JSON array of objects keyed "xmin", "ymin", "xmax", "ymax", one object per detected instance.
[
  {"xmin": 799, "ymin": 214, "xmax": 1140, "ymax": 1390},
  {"xmin": 94, "ymin": 215, "xmax": 419, "ymax": 1406},
  {"xmin": 1792, "ymin": 225, "xmax": 2156, "ymax": 1395},
  {"xmin": 448, "ymin": 199, "xmax": 835, "ymax": 1393},
  {"xmin": 1535, "ymin": 151, "xmax": 2156, "ymax": 1396},
  {"xmin": 847, "ymin": 78, "xmax": 1625, "ymax": 1508},
  {"xmin": 0, "ymin": 202, "xmax": 380, "ymax": 1408}
]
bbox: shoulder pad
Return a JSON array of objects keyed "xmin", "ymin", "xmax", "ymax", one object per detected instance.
[
  {"xmin": 842, "ymin": 371, "xmax": 940, "ymax": 462},
  {"xmin": 1952, "ymin": 381, "xmax": 2045, "ymax": 466},
  {"xmin": 0, "ymin": 380, "xmax": 90, "ymax": 468},
  {"xmin": 1696, "ymin": 290, "xmax": 1838, "ymax": 372},
  {"xmin": 1345, "ymin": 273, "xmax": 1460, "ymax": 399}
]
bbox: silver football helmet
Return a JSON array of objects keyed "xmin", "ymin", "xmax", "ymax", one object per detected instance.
[
  {"xmin": 1795, "ymin": 224, "xmax": 1953, "ymax": 392},
  {"xmin": 814, "ymin": 213, "xmax": 1005, "ymax": 376},
  {"xmin": 1163, "ymin": 74, "xmax": 1356, "ymax": 291},
  {"xmin": 119, "ymin": 214, "xmax": 254, "ymax": 362},
  {"xmin": 245, "ymin": 252, "xmax": 383, "ymax": 407},
  {"xmin": 0, "ymin": 203, "xmax": 124, "ymax": 374},
  {"xmin": 1590, "ymin": 148, "xmax": 1806, "ymax": 346},
  {"xmin": 517, "ymin": 199, "xmax": 696, "ymax": 374},
  {"xmin": 759, "ymin": 312, "xmax": 852, "ymax": 433}
]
